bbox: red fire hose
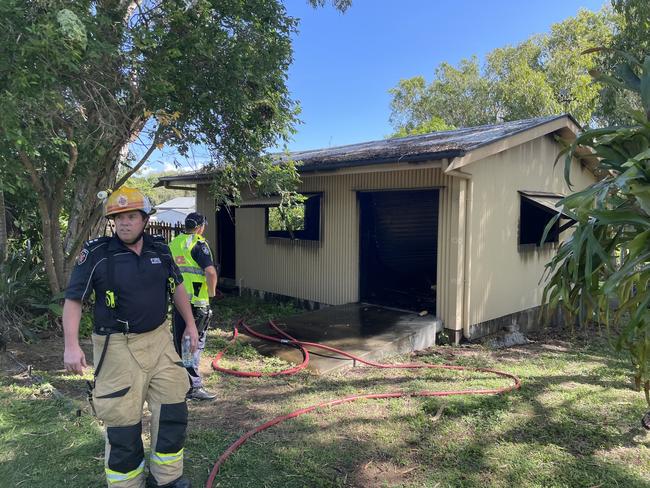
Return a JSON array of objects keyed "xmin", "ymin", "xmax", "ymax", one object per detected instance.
[{"xmin": 206, "ymin": 320, "xmax": 521, "ymax": 488}]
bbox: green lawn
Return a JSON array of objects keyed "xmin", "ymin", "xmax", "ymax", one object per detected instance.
[{"xmin": 1, "ymin": 296, "xmax": 649, "ymax": 487}]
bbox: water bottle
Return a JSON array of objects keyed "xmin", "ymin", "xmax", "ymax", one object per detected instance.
[{"xmin": 181, "ymin": 335, "xmax": 193, "ymax": 367}]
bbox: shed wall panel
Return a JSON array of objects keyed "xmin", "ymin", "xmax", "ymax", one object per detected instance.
[
  {"xmin": 227, "ymin": 166, "xmax": 458, "ymax": 326},
  {"xmin": 196, "ymin": 189, "xmax": 216, "ymax": 254},
  {"xmin": 466, "ymin": 135, "xmax": 598, "ymax": 326}
]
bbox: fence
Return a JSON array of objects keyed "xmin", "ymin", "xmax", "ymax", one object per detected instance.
[
  {"xmin": 97, "ymin": 221, "xmax": 185, "ymax": 243},
  {"xmin": 147, "ymin": 221, "xmax": 185, "ymax": 242}
]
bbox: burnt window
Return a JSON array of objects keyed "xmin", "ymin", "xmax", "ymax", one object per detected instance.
[
  {"xmin": 519, "ymin": 193, "xmax": 561, "ymax": 246},
  {"xmin": 265, "ymin": 194, "xmax": 321, "ymax": 241}
]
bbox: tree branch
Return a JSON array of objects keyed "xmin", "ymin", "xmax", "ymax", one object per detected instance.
[
  {"xmin": 17, "ymin": 151, "xmax": 46, "ymax": 196},
  {"xmin": 114, "ymin": 126, "xmax": 162, "ymax": 189},
  {"xmin": 53, "ymin": 126, "xmax": 79, "ymax": 214}
]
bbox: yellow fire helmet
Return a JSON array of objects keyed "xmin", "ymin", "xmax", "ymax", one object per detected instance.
[{"xmin": 104, "ymin": 187, "xmax": 156, "ymax": 218}]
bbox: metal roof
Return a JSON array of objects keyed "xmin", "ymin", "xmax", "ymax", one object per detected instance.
[
  {"xmin": 157, "ymin": 114, "xmax": 577, "ymax": 185},
  {"xmin": 154, "ymin": 196, "xmax": 196, "ymax": 210},
  {"xmin": 285, "ymin": 114, "xmax": 573, "ymax": 171}
]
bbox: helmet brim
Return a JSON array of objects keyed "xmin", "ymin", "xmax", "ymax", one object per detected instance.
[{"xmin": 105, "ymin": 208, "xmax": 157, "ymax": 219}]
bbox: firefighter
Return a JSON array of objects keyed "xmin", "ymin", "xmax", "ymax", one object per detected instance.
[
  {"xmin": 62, "ymin": 187, "xmax": 199, "ymax": 488},
  {"xmin": 169, "ymin": 212, "xmax": 218, "ymax": 400}
]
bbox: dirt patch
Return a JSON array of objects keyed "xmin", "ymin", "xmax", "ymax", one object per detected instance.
[
  {"xmin": 350, "ymin": 459, "xmax": 419, "ymax": 487},
  {"xmin": 7, "ymin": 333, "xmax": 92, "ymax": 375}
]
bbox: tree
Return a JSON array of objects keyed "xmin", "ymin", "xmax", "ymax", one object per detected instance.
[
  {"xmin": 542, "ymin": 51, "xmax": 650, "ymax": 410},
  {"xmin": 0, "ymin": 190, "xmax": 6, "ymax": 261},
  {"xmin": 593, "ymin": 0, "xmax": 650, "ymax": 125},
  {"xmin": 611, "ymin": 0, "xmax": 650, "ymax": 59},
  {"xmin": 388, "ymin": 8, "xmax": 616, "ymax": 134},
  {"xmin": 487, "ymin": 39, "xmax": 562, "ymax": 122},
  {"xmin": 0, "ymin": 0, "xmax": 349, "ymax": 296},
  {"xmin": 390, "ymin": 117, "xmax": 454, "ymax": 138},
  {"xmin": 389, "ymin": 57, "xmax": 493, "ymax": 134}
]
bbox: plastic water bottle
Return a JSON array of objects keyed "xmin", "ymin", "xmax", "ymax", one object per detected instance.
[{"xmin": 181, "ymin": 335, "xmax": 193, "ymax": 367}]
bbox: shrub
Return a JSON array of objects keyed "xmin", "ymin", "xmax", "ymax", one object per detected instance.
[{"xmin": 0, "ymin": 250, "xmax": 52, "ymax": 345}]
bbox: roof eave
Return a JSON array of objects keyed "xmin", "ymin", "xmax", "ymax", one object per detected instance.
[{"xmin": 298, "ymin": 149, "xmax": 464, "ymax": 173}]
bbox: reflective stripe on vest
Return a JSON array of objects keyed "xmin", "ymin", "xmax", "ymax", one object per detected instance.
[
  {"xmin": 105, "ymin": 460, "xmax": 144, "ymax": 484},
  {"xmin": 151, "ymin": 448, "xmax": 184, "ymax": 466},
  {"xmin": 169, "ymin": 233, "xmax": 209, "ymax": 306},
  {"xmin": 177, "ymin": 266, "xmax": 205, "ymax": 276}
]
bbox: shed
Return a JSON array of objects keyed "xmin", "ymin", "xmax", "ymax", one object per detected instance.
[{"xmin": 157, "ymin": 114, "xmax": 598, "ymax": 341}]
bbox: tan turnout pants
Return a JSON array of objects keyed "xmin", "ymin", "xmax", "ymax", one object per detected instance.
[{"xmin": 92, "ymin": 324, "xmax": 190, "ymax": 488}]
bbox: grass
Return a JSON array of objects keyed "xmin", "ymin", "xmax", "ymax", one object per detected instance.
[{"xmin": 1, "ymin": 296, "xmax": 649, "ymax": 487}]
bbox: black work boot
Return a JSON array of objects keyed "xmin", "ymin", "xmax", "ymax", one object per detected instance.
[{"xmin": 146, "ymin": 474, "xmax": 191, "ymax": 488}]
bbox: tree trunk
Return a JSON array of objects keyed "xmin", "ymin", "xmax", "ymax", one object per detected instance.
[
  {"xmin": 0, "ymin": 189, "xmax": 6, "ymax": 261},
  {"xmin": 37, "ymin": 196, "xmax": 62, "ymax": 295},
  {"xmin": 61, "ymin": 143, "xmax": 125, "ymax": 286}
]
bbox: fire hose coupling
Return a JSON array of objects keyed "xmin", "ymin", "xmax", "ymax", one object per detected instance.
[{"xmin": 280, "ymin": 339, "xmax": 290, "ymax": 344}]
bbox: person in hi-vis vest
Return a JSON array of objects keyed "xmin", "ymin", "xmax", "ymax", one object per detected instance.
[{"xmin": 169, "ymin": 212, "xmax": 218, "ymax": 401}]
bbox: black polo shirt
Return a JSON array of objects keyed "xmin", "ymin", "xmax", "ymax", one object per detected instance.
[{"xmin": 65, "ymin": 233, "xmax": 183, "ymax": 334}]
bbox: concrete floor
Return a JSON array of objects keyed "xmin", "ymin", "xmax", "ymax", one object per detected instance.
[{"xmin": 246, "ymin": 303, "xmax": 443, "ymax": 374}]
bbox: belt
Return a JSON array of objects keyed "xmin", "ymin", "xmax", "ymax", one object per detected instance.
[{"xmin": 96, "ymin": 319, "xmax": 130, "ymax": 335}]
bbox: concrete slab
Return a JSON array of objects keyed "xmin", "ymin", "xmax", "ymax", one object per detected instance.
[{"xmin": 245, "ymin": 303, "xmax": 443, "ymax": 374}]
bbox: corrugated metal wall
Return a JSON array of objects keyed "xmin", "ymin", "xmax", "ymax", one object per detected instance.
[
  {"xmin": 190, "ymin": 133, "xmax": 598, "ymax": 335},
  {"xmin": 195, "ymin": 189, "xmax": 215, "ymax": 253},
  {"xmin": 466, "ymin": 136, "xmax": 598, "ymax": 327},
  {"xmin": 196, "ymin": 165, "xmax": 463, "ymax": 330}
]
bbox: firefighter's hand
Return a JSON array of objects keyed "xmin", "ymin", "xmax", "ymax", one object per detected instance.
[
  {"xmin": 185, "ymin": 322, "xmax": 199, "ymax": 353},
  {"xmin": 64, "ymin": 344, "xmax": 87, "ymax": 375}
]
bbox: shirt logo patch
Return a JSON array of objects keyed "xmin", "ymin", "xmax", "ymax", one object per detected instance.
[
  {"xmin": 150, "ymin": 257, "xmax": 162, "ymax": 264},
  {"xmin": 175, "ymin": 256, "xmax": 187, "ymax": 264},
  {"xmin": 203, "ymin": 245, "xmax": 210, "ymax": 255},
  {"xmin": 76, "ymin": 248, "xmax": 89, "ymax": 265}
]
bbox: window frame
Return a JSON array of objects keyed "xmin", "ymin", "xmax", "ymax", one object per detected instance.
[
  {"xmin": 265, "ymin": 193, "xmax": 322, "ymax": 241},
  {"xmin": 518, "ymin": 191, "xmax": 564, "ymax": 248}
]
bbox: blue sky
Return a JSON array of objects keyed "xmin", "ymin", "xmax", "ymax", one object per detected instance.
[{"xmin": 142, "ymin": 0, "xmax": 607, "ymax": 172}]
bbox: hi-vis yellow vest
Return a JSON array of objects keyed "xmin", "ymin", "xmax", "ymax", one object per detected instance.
[{"xmin": 169, "ymin": 233, "xmax": 209, "ymax": 307}]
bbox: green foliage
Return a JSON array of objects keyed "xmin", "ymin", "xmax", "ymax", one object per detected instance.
[
  {"xmin": 389, "ymin": 8, "xmax": 615, "ymax": 133},
  {"xmin": 268, "ymin": 205, "xmax": 305, "ymax": 232},
  {"xmin": 209, "ymin": 154, "xmax": 305, "ymax": 231},
  {"xmin": 542, "ymin": 50, "xmax": 650, "ymax": 407},
  {"xmin": 307, "ymin": 0, "xmax": 352, "ymax": 11},
  {"xmin": 389, "ymin": 57, "xmax": 492, "ymax": 131},
  {"xmin": 390, "ymin": 116, "xmax": 454, "ymax": 138},
  {"xmin": 126, "ymin": 170, "xmax": 193, "ymax": 206},
  {"xmin": 594, "ymin": 0, "xmax": 650, "ymax": 125},
  {"xmin": 0, "ymin": 251, "xmax": 51, "ymax": 344},
  {"xmin": 0, "ymin": 0, "xmax": 310, "ymax": 293}
]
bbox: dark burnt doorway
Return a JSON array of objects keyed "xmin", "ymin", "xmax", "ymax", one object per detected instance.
[
  {"xmin": 217, "ymin": 206, "xmax": 236, "ymax": 280},
  {"xmin": 359, "ymin": 189, "xmax": 438, "ymax": 313}
]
